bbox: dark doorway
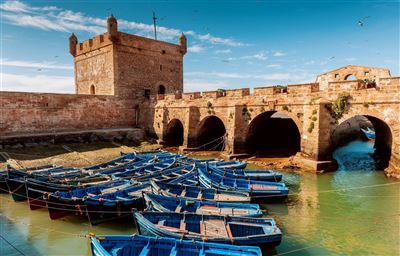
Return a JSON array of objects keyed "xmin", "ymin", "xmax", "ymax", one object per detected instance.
[
  {"xmin": 246, "ymin": 111, "xmax": 300, "ymax": 157},
  {"xmin": 164, "ymin": 119, "xmax": 184, "ymax": 146},
  {"xmin": 158, "ymin": 85, "xmax": 166, "ymax": 94},
  {"xmin": 90, "ymin": 85, "xmax": 95, "ymax": 95},
  {"xmin": 197, "ymin": 116, "xmax": 226, "ymax": 151}
]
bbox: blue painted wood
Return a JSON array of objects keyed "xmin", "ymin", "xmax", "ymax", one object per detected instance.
[
  {"xmin": 134, "ymin": 211, "xmax": 282, "ymax": 247},
  {"xmin": 198, "ymin": 164, "xmax": 289, "ymax": 199},
  {"xmin": 150, "ymin": 180, "xmax": 251, "ymax": 203},
  {"xmin": 90, "ymin": 234, "xmax": 261, "ymax": 256},
  {"xmin": 143, "ymin": 193, "xmax": 263, "ymax": 217}
]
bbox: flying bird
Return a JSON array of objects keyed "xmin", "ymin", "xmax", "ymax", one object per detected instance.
[
  {"xmin": 329, "ymin": 56, "xmax": 335, "ymax": 60},
  {"xmin": 357, "ymin": 16, "xmax": 371, "ymax": 27},
  {"xmin": 37, "ymin": 68, "xmax": 42, "ymax": 71}
]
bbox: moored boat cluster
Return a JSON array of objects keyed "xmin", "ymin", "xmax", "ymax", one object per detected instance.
[{"xmin": 0, "ymin": 150, "xmax": 290, "ymax": 256}]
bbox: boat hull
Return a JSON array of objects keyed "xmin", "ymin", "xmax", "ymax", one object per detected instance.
[{"xmin": 134, "ymin": 212, "xmax": 282, "ymax": 247}]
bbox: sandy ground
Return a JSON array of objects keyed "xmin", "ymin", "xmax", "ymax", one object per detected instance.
[{"xmin": 0, "ymin": 142, "xmax": 162, "ymax": 170}]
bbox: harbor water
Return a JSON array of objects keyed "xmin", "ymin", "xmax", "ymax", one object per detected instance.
[{"xmin": 1, "ymin": 141, "xmax": 399, "ymax": 255}]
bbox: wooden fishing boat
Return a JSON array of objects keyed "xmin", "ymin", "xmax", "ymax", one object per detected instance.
[
  {"xmin": 90, "ymin": 234, "xmax": 262, "ymax": 256},
  {"xmin": 144, "ymin": 193, "xmax": 263, "ymax": 217},
  {"xmin": 361, "ymin": 127, "xmax": 376, "ymax": 140},
  {"xmin": 7, "ymin": 164, "xmax": 68, "ymax": 179},
  {"xmin": 135, "ymin": 164, "xmax": 194, "ymax": 183},
  {"xmin": 0, "ymin": 170, "xmax": 8, "ymax": 193},
  {"xmin": 114, "ymin": 158, "xmax": 177, "ymax": 179},
  {"xmin": 213, "ymin": 168, "xmax": 283, "ymax": 182},
  {"xmin": 46, "ymin": 180, "xmax": 131, "ymax": 219},
  {"xmin": 84, "ymin": 183, "xmax": 151, "ymax": 225},
  {"xmin": 212, "ymin": 160, "xmax": 247, "ymax": 170},
  {"xmin": 134, "ymin": 211, "xmax": 282, "ymax": 247},
  {"xmin": 150, "ymin": 180, "xmax": 251, "ymax": 203},
  {"xmin": 199, "ymin": 165, "xmax": 289, "ymax": 200},
  {"xmin": 83, "ymin": 152, "xmax": 141, "ymax": 172},
  {"xmin": 168, "ymin": 169, "xmax": 200, "ymax": 186},
  {"xmin": 5, "ymin": 177, "xmax": 28, "ymax": 202}
]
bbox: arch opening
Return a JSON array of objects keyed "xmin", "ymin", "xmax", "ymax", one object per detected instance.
[
  {"xmin": 344, "ymin": 74, "xmax": 357, "ymax": 80},
  {"xmin": 158, "ymin": 85, "xmax": 166, "ymax": 95},
  {"xmin": 196, "ymin": 116, "xmax": 226, "ymax": 151},
  {"xmin": 164, "ymin": 119, "xmax": 184, "ymax": 147},
  {"xmin": 90, "ymin": 85, "xmax": 95, "ymax": 95},
  {"xmin": 332, "ymin": 115, "xmax": 392, "ymax": 171},
  {"xmin": 246, "ymin": 111, "xmax": 300, "ymax": 157}
]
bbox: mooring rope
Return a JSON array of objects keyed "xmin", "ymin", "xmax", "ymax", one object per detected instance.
[{"xmin": 0, "ymin": 234, "xmax": 26, "ymax": 255}]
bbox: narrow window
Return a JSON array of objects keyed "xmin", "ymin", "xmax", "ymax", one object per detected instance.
[
  {"xmin": 335, "ymin": 74, "xmax": 340, "ymax": 78},
  {"xmin": 160, "ymin": 65, "xmax": 163, "ymax": 71},
  {"xmin": 90, "ymin": 85, "xmax": 95, "ymax": 95},
  {"xmin": 158, "ymin": 85, "xmax": 166, "ymax": 94},
  {"xmin": 144, "ymin": 89, "xmax": 151, "ymax": 99},
  {"xmin": 161, "ymin": 50, "xmax": 166, "ymax": 54},
  {"xmin": 364, "ymin": 71, "xmax": 369, "ymax": 76}
]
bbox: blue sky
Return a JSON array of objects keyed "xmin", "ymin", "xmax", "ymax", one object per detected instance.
[{"xmin": 1, "ymin": 0, "xmax": 399, "ymax": 93}]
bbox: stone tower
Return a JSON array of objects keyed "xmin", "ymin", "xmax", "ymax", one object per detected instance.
[{"xmin": 70, "ymin": 16, "xmax": 186, "ymax": 97}]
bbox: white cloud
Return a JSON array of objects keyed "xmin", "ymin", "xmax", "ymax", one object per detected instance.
[
  {"xmin": 266, "ymin": 64, "xmax": 281, "ymax": 68},
  {"xmin": 1, "ymin": 72, "xmax": 74, "ymax": 93},
  {"xmin": 273, "ymin": 51, "xmax": 287, "ymax": 57},
  {"xmin": 186, "ymin": 71, "xmax": 314, "ymax": 82},
  {"xmin": 215, "ymin": 49, "xmax": 232, "ymax": 54},
  {"xmin": 0, "ymin": 1, "xmax": 248, "ymax": 47},
  {"xmin": 241, "ymin": 51, "xmax": 267, "ymax": 60},
  {"xmin": 188, "ymin": 45, "xmax": 206, "ymax": 53},
  {"xmin": 184, "ymin": 79, "xmax": 228, "ymax": 92},
  {"xmin": 305, "ymin": 60, "xmax": 316, "ymax": 65},
  {"xmin": 1, "ymin": 59, "xmax": 73, "ymax": 70},
  {"xmin": 223, "ymin": 51, "xmax": 268, "ymax": 62}
]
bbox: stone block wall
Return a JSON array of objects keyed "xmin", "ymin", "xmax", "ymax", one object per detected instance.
[{"xmin": 0, "ymin": 92, "xmax": 136, "ymax": 137}]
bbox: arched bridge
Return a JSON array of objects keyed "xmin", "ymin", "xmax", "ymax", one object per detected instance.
[{"xmin": 149, "ymin": 66, "xmax": 399, "ymax": 176}]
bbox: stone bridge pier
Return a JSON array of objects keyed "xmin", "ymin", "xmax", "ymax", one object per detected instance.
[{"xmin": 149, "ymin": 67, "xmax": 399, "ymax": 176}]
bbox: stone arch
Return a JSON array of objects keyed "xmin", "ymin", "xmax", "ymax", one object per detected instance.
[
  {"xmin": 158, "ymin": 85, "xmax": 166, "ymax": 94},
  {"xmin": 245, "ymin": 111, "xmax": 301, "ymax": 156},
  {"xmin": 196, "ymin": 115, "xmax": 226, "ymax": 150},
  {"xmin": 333, "ymin": 112, "xmax": 393, "ymax": 170},
  {"xmin": 164, "ymin": 119, "xmax": 184, "ymax": 146},
  {"xmin": 90, "ymin": 85, "xmax": 95, "ymax": 95},
  {"xmin": 344, "ymin": 74, "xmax": 357, "ymax": 80}
]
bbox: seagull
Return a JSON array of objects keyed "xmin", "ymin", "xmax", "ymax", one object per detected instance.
[
  {"xmin": 357, "ymin": 16, "xmax": 371, "ymax": 27},
  {"xmin": 54, "ymin": 55, "xmax": 59, "ymax": 58},
  {"xmin": 329, "ymin": 56, "xmax": 335, "ymax": 60},
  {"xmin": 37, "ymin": 68, "xmax": 42, "ymax": 71}
]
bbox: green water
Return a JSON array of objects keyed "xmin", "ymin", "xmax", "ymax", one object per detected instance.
[{"xmin": 1, "ymin": 141, "xmax": 399, "ymax": 255}]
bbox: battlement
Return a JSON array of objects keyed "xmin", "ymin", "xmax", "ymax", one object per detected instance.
[{"xmin": 75, "ymin": 33, "xmax": 113, "ymax": 56}]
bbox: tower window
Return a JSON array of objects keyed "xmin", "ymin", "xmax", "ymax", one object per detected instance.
[
  {"xmin": 90, "ymin": 85, "xmax": 95, "ymax": 95},
  {"xmin": 160, "ymin": 65, "xmax": 163, "ymax": 71},
  {"xmin": 158, "ymin": 85, "xmax": 166, "ymax": 95},
  {"xmin": 335, "ymin": 74, "xmax": 340, "ymax": 78},
  {"xmin": 161, "ymin": 50, "xmax": 166, "ymax": 54},
  {"xmin": 144, "ymin": 89, "xmax": 151, "ymax": 99}
]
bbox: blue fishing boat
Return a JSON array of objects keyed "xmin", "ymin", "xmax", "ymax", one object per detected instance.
[
  {"xmin": 134, "ymin": 211, "xmax": 282, "ymax": 247},
  {"xmin": 213, "ymin": 168, "xmax": 283, "ymax": 182},
  {"xmin": 84, "ymin": 183, "xmax": 151, "ymax": 225},
  {"xmin": 111, "ymin": 157, "xmax": 176, "ymax": 179},
  {"xmin": 199, "ymin": 165, "xmax": 289, "ymax": 200},
  {"xmin": 211, "ymin": 160, "xmax": 247, "ymax": 169},
  {"xmin": 144, "ymin": 193, "xmax": 263, "ymax": 217},
  {"xmin": 46, "ymin": 179, "xmax": 130, "ymax": 219},
  {"xmin": 0, "ymin": 170, "xmax": 8, "ymax": 193},
  {"xmin": 150, "ymin": 180, "xmax": 251, "ymax": 203},
  {"xmin": 361, "ymin": 127, "xmax": 376, "ymax": 140},
  {"xmin": 83, "ymin": 152, "xmax": 142, "ymax": 172},
  {"xmin": 135, "ymin": 164, "xmax": 194, "ymax": 183},
  {"xmin": 90, "ymin": 234, "xmax": 262, "ymax": 256}
]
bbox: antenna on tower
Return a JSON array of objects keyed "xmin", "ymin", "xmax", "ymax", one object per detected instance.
[{"xmin": 152, "ymin": 11, "xmax": 157, "ymax": 40}]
